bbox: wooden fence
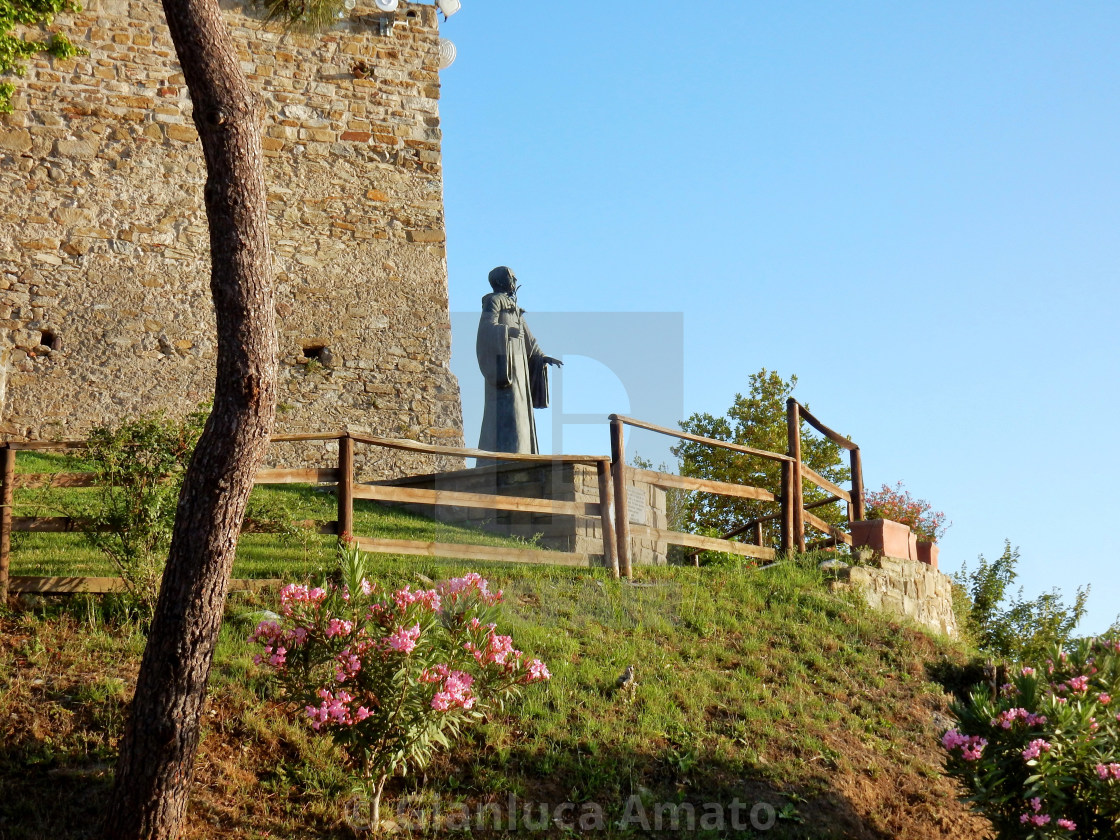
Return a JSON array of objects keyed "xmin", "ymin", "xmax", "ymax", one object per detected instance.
[
  {"xmin": 0, "ymin": 401, "xmax": 864, "ymax": 599},
  {"xmin": 0, "ymin": 432, "xmax": 617, "ymax": 599},
  {"xmin": 608, "ymin": 399, "xmax": 865, "ymax": 568}
]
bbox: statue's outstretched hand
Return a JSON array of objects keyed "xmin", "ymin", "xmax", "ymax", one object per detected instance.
[{"xmin": 543, "ymin": 356, "xmax": 563, "ymax": 367}]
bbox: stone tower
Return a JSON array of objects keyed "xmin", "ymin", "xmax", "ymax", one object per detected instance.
[{"xmin": 0, "ymin": 0, "xmax": 463, "ymax": 475}]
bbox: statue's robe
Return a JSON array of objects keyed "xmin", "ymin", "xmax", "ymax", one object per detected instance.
[{"xmin": 476, "ymin": 292, "xmax": 549, "ymax": 454}]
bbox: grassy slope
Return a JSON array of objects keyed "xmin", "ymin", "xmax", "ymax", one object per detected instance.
[{"xmin": 0, "ymin": 553, "xmax": 989, "ymax": 839}]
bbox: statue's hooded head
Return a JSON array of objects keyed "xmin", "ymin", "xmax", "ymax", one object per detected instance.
[{"xmin": 488, "ymin": 266, "xmax": 519, "ymax": 297}]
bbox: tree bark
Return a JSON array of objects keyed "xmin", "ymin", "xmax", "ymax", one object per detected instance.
[{"xmin": 101, "ymin": 0, "xmax": 276, "ymax": 834}]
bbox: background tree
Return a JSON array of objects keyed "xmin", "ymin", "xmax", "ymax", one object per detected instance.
[
  {"xmin": 99, "ymin": 0, "xmax": 279, "ymax": 835},
  {"xmin": 954, "ymin": 540, "xmax": 1092, "ymax": 663},
  {"xmin": 672, "ymin": 369, "xmax": 849, "ymax": 548}
]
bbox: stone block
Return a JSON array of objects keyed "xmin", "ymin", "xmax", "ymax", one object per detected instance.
[{"xmin": 0, "ymin": 129, "xmax": 32, "ymax": 152}]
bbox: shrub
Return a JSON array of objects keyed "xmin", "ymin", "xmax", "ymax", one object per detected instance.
[
  {"xmin": 864, "ymin": 480, "xmax": 948, "ymax": 543},
  {"xmin": 942, "ymin": 635, "xmax": 1120, "ymax": 837},
  {"xmin": 74, "ymin": 407, "xmax": 208, "ymax": 622},
  {"xmin": 954, "ymin": 541, "xmax": 1089, "ymax": 662},
  {"xmin": 249, "ymin": 539, "xmax": 551, "ymax": 827}
]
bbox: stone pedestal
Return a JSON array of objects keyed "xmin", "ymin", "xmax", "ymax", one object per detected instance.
[{"xmin": 373, "ymin": 462, "xmax": 667, "ymax": 567}]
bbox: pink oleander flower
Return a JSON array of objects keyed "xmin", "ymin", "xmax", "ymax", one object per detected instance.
[
  {"xmin": 431, "ymin": 669, "xmax": 475, "ymax": 712},
  {"xmin": 1066, "ymin": 675, "xmax": 1090, "ymax": 693},
  {"xmin": 419, "ymin": 664, "xmax": 449, "ymax": 684},
  {"xmin": 1021, "ymin": 666, "xmax": 1037, "ymax": 677},
  {"xmin": 1056, "ymin": 818, "xmax": 1076, "ymax": 830},
  {"xmin": 942, "ymin": 730, "xmax": 987, "ymax": 760},
  {"xmin": 1098, "ymin": 692, "xmax": 1112, "ymax": 705},
  {"xmin": 335, "ymin": 648, "xmax": 362, "ymax": 682},
  {"xmin": 1021, "ymin": 739, "xmax": 1051, "ymax": 761},
  {"xmin": 1098, "ymin": 763, "xmax": 1120, "ymax": 780},
  {"xmin": 326, "ymin": 618, "xmax": 353, "ymax": 638},
  {"xmin": 306, "ymin": 688, "xmax": 359, "ymax": 730},
  {"xmin": 385, "ymin": 623, "xmax": 422, "ymax": 654},
  {"xmin": 439, "ymin": 573, "xmax": 503, "ymax": 606},
  {"xmin": 525, "ymin": 659, "xmax": 551, "ymax": 682},
  {"xmin": 393, "ymin": 585, "xmax": 442, "ymax": 613}
]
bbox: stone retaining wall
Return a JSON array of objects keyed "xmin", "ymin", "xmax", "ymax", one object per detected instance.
[
  {"xmin": 832, "ymin": 556, "xmax": 958, "ymax": 638},
  {"xmin": 0, "ymin": 0, "xmax": 463, "ymax": 476}
]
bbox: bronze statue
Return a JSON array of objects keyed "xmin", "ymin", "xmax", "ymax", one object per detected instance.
[{"xmin": 476, "ymin": 266, "xmax": 562, "ymax": 454}]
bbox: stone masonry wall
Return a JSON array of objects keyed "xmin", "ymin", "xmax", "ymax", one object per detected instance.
[
  {"xmin": 833, "ymin": 557, "xmax": 959, "ymax": 639},
  {"xmin": 380, "ymin": 463, "xmax": 669, "ymax": 567},
  {"xmin": 0, "ymin": 0, "xmax": 463, "ymax": 476}
]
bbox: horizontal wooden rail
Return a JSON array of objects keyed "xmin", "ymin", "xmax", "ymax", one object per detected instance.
[
  {"xmin": 353, "ymin": 484, "xmax": 598, "ymax": 517},
  {"xmin": 14, "ymin": 516, "xmax": 334, "ymax": 535},
  {"xmin": 349, "ymin": 432, "xmax": 609, "ymax": 465},
  {"xmin": 790, "ymin": 402, "xmax": 856, "ymax": 451},
  {"xmin": 610, "ymin": 415, "xmax": 792, "ymax": 463},
  {"xmin": 268, "ymin": 433, "xmax": 344, "ymax": 443},
  {"xmin": 10, "ymin": 576, "xmax": 280, "ymax": 594},
  {"xmin": 241, "ymin": 519, "xmax": 335, "ymax": 535},
  {"xmin": 630, "ymin": 524, "xmax": 776, "ymax": 561},
  {"xmin": 800, "ymin": 466, "xmax": 852, "ymax": 503},
  {"xmin": 626, "ymin": 467, "xmax": 778, "ymax": 503},
  {"xmin": 14, "ymin": 516, "xmax": 90, "ymax": 532},
  {"xmin": 14, "ymin": 473, "xmax": 98, "ymax": 489},
  {"xmin": 804, "ymin": 511, "xmax": 854, "ymax": 546},
  {"xmin": 7, "ymin": 441, "xmax": 86, "ymax": 451},
  {"xmin": 254, "ymin": 468, "xmax": 340, "ymax": 485},
  {"xmin": 352, "ymin": 536, "xmax": 588, "ymax": 567},
  {"xmin": 723, "ymin": 495, "xmax": 842, "ymax": 539}
]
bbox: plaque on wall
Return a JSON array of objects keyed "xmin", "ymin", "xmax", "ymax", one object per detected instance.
[{"xmin": 627, "ymin": 489, "xmax": 647, "ymax": 525}]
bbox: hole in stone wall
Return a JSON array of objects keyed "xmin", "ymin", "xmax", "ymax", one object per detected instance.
[
  {"xmin": 40, "ymin": 330, "xmax": 58, "ymax": 351},
  {"xmin": 302, "ymin": 344, "xmax": 334, "ymax": 367}
]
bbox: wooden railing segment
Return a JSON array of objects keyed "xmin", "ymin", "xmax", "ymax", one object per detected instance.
[
  {"xmin": 610, "ymin": 414, "xmax": 793, "ymax": 463},
  {"xmin": 352, "ymin": 536, "xmax": 587, "ymax": 568},
  {"xmin": 347, "ymin": 431, "xmax": 606, "ymax": 465},
  {"xmin": 800, "ymin": 465, "xmax": 852, "ymax": 504},
  {"xmin": 630, "ymin": 524, "xmax": 776, "ymax": 562},
  {"xmin": 254, "ymin": 468, "xmax": 340, "ymax": 484},
  {"xmin": 795, "ymin": 404, "xmax": 857, "ymax": 451},
  {"xmin": 804, "ymin": 511, "xmax": 855, "ymax": 547},
  {"xmin": 352, "ymin": 483, "xmax": 599, "ymax": 517},
  {"xmin": 626, "ymin": 467, "xmax": 778, "ymax": 503}
]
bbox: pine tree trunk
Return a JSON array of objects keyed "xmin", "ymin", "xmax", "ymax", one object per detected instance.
[{"xmin": 101, "ymin": 0, "xmax": 276, "ymax": 834}]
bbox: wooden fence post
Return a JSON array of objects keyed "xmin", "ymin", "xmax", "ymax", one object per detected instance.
[
  {"xmin": 337, "ymin": 434, "xmax": 354, "ymax": 538},
  {"xmin": 0, "ymin": 445, "xmax": 12, "ymax": 603},
  {"xmin": 780, "ymin": 458, "xmax": 793, "ymax": 552},
  {"xmin": 609, "ymin": 417, "xmax": 632, "ymax": 579},
  {"xmin": 786, "ymin": 399, "xmax": 805, "ymax": 552},
  {"xmin": 849, "ymin": 446, "xmax": 865, "ymax": 521},
  {"xmin": 595, "ymin": 458, "xmax": 619, "ymax": 579}
]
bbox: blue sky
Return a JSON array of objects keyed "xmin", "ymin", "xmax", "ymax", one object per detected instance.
[{"xmin": 434, "ymin": 1, "xmax": 1120, "ymax": 633}]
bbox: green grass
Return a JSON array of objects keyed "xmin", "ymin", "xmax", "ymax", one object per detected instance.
[
  {"xmin": 1, "ymin": 552, "xmax": 986, "ymax": 839},
  {"xmin": 10, "ymin": 452, "xmax": 546, "ymax": 580}
]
